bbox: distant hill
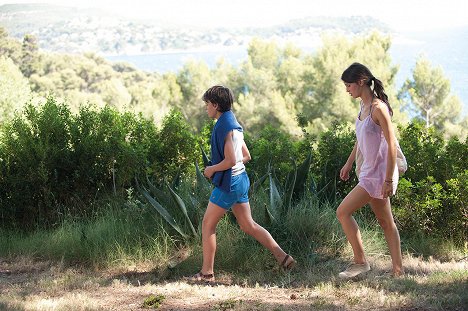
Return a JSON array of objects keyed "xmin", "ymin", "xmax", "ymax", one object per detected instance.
[{"xmin": 0, "ymin": 3, "xmax": 390, "ymax": 55}]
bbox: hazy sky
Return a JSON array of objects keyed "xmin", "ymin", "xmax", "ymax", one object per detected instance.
[{"xmin": 1, "ymin": 0, "xmax": 468, "ymax": 31}]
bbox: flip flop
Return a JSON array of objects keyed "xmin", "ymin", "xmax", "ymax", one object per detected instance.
[
  {"xmin": 184, "ymin": 271, "xmax": 215, "ymax": 283},
  {"xmin": 281, "ymin": 254, "xmax": 296, "ymax": 271}
]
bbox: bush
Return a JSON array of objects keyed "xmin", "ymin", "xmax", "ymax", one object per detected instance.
[
  {"xmin": 150, "ymin": 109, "xmax": 199, "ymax": 183},
  {"xmin": 312, "ymin": 122, "xmax": 356, "ymax": 201},
  {"xmin": 246, "ymin": 124, "xmax": 304, "ymax": 183},
  {"xmin": 0, "ymin": 97, "xmax": 198, "ymax": 230}
]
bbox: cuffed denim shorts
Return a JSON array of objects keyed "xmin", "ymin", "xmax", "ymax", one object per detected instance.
[{"xmin": 209, "ymin": 172, "xmax": 250, "ymax": 210}]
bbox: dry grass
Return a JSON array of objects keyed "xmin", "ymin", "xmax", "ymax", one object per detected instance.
[{"xmin": 1, "ymin": 254, "xmax": 466, "ymax": 311}]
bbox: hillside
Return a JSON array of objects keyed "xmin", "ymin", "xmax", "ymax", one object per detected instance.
[{"xmin": 0, "ymin": 3, "xmax": 390, "ymax": 55}]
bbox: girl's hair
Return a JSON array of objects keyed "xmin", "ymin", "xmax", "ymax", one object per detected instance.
[
  {"xmin": 341, "ymin": 62, "xmax": 393, "ymax": 116},
  {"xmin": 202, "ymin": 85, "xmax": 234, "ymax": 112}
]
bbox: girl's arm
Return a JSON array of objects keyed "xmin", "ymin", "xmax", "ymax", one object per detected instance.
[
  {"xmin": 340, "ymin": 141, "xmax": 357, "ymax": 181},
  {"xmin": 204, "ymin": 131, "xmax": 236, "ymax": 178},
  {"xmin": 347, "ymin": 142, "xmax": 358, "ymax": 167},
  {"xmin": 372, "ymin": 103, "xmax": 397, "ymax": 197}
]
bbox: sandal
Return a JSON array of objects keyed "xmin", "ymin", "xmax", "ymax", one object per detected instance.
[
  {"xmin": 280, "ymin": 254, "xmax": 296, "ymax": 271},
  {"xmin": 184, "ymin": 271, "xmax": 215, "ymax": 283}
]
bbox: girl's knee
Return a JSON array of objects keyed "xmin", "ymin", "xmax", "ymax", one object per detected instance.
[
  {"xmin": 336, "ymin": 205, "xmax": 349, "ymax": 222},
  {"xmin": 377, "ymin": 217, "xmax": 395, "ymax": 231}
]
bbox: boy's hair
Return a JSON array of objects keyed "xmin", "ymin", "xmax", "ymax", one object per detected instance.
[{"xmin": 202, "ymin": 85, "xmax": 233, "ymax": 112}]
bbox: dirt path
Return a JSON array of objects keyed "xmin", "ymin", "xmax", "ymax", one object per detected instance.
[{"xmin": 1, "ymin": 257, "xmax": 467, "ymax": 310}]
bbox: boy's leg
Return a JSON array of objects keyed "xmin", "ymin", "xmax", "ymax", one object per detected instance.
[
  {"xmin": 231, "ymin": 202, "xmax": 288, "ymax": 264},
  {"xmin": 369, "ymin": 198, "xmax": 403, "ymax": 275},
  {"xmin": 336, "ymin": 185, "xmax": 371, "ymax": 264},
  {"xmin": 201, "ymin": 201, "xmax": 227, "ymax": 275}
]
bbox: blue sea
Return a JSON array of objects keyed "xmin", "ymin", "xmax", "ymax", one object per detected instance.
[{"xmin": 107, "ymin": 27, "xmax": 468, "ymax": 116}]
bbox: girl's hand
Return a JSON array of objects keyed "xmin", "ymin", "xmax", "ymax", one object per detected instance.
[
  {"xmin": 340, "ymin": 163, "xmax": 352, "ymax": 181},
  {"xmin": 204, "ymin": 166, "xmax": 215, "ymax": 179},
  {"xmin": 381, "ymin": 181, "xmax": 393, "ymax": 198}
]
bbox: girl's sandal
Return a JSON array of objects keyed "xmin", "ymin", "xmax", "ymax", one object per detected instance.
[
  {"xmin": 280, "ymin": 254, "xmax": 296, "ymax": 271},
  {"xmin": 185, "ymin": 271, "xmax": 215, "ymax": 283}
]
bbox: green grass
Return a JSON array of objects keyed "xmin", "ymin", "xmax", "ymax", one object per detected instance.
[
  {"xmin": 0, "ymin": 200, "xmax": 180, "ymax": 268},
  {"xmin": 0, "ymin": 192, "xmax": 466, "ymax": 310},
  {"xmin": 1, "ymin": 191, "xmax": 465, "ymax": 270}
]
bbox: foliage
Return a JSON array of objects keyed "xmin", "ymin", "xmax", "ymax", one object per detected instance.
[
  {"xmin": 150, "ymin": 109, "xmax": 199, "ymax": 183},
  {"xmin": 1, "ymin": 28, "xmax": 413, "ymax": 138},
  {"xmin": 312, "ymin": 122, "xmax": 357, "ymax": 201},
  {"xmin": 298, "ymin": 31, "xmax": 405, "ymax": 132},
  {"xmin": 0, "ymin": 97, "xmax": 198, "ymax": 230},
  {"xmin": 142, "ymin": 294, "xmax": 165, "ymax": 309},
  {"xmin": 0, "ymin": 56, "xmax": 31, "ymax": 122},
  {"xmin": 0, "ymin": 28, "xmax": 465, "ymax": 244},
  {"xmin": 246, "ymin": 124, "xmax": 303, "ymax": 184},
  {"xmin": 393, "ymin": 120, "xmax": 468, "ymax": 243},
  {"xmin": 399, "ymin": 56, "xmax": 463, "ymax": 132}
]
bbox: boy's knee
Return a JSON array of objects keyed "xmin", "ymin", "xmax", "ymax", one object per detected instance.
[
  {"xmin": 202, "ymin": 217, "xmax": 216, "ymax": 231},
  {"xmin": 239, "ymin": 222, "xmax": 256, "ymax": 235}
]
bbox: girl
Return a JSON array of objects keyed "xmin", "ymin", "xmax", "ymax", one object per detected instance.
[
  {"xmin": 189, "ymin": 85, "xmax": 295, "ymax": 282},
  {"xmin": 337, "ymin": 63, "xmax": 403, "ymax": 279}
]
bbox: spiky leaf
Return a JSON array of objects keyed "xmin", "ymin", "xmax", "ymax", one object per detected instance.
[
  {"xmin": 269, "ymin": 172, "xmax": 282, "ymax": 217},
  {"xmin": 283, "ymin": 158, "xmax": 297, "ymax": 211},
  {"xmin": 166, "ymin": 182, "xmax": 197, "ymax": 237},
  {"xmin": 135, "ymin": 177, "xmax": 188, "ymax": 239},
  {"xmin": 293, "ymin": 152, "xmax": 312, "ymax": 199},
  {"xmin": 200, "ymin": 145, "xmax": 211, "ymax": 167}
]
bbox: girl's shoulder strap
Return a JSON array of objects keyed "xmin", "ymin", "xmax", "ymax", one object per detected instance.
[{"xmin": 358, "ymin": 100, "xmax": 364, "ymax": 119}]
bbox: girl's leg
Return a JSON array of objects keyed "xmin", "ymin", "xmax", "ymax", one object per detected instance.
[
  {"xmin": 231, "ymin": 202, "xmax": 291, "ymax": 265},
  {"xmin": 201, "ymin": 201, "xmax": 228, "ymax": 275},
  {"xmin": 336, "ymin": 185, "xmax": 371, "ymax": 264},
  {"xmin": 369, "ymin": 198, "xmax": 403, "ymax": 275}
]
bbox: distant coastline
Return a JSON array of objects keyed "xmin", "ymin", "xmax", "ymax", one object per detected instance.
[{"xmin": 106, "ymin": 28, "xmax": 468, "ymax": 116}]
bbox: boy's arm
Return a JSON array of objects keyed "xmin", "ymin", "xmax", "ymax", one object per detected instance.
[
  {"xmin": 204, "ymin": 131, "xmax": 236, "ymax": 178},
  {"xmin": 241, "ymin": 141, "xmax": 251, "ymax": 164}
]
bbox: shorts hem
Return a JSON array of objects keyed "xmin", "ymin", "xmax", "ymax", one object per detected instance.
[{"xmin": 209, "ymin": 198, "xmax": 232, "ymax": 210}]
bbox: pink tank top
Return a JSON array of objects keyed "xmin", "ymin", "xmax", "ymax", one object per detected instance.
[{"xmin": 355, "ymin": 101, "xmax": 398, "ymax": 199}]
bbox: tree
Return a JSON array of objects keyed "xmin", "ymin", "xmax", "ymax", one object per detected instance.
[
  {"xmin": 150, "ymin": 73, "xmax": 183, "ymax": 125},
  {"xmin": 399, "ymin": 56, "xmax": 462, "ymax": 129},
  {"xmin": 232, "ymin": 39, "xmax": 303, "ymax": 135},
  {"xmin": 0, "ymin": 27, "xmax": 22, "ymax": 64},
  {"xmin": 298, "ymin": 31, "xmax": 404, "ymax": 134},
  {"xmin": 20, "ymin": 34, "xmax": 41, "ymax": 77},
  {"xmin": 176, "ymin": 60, "xmax": 213, "ymax": 130},
  {"xmin": 0, "ymin": 56, "xmax": 31, "ymax": 122}
]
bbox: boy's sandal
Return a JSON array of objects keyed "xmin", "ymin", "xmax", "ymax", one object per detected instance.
[
  {"xmin": 280, "ymin": 254, "xmax": 296, "ymax": 271},
  {"xmin": 185, "ymin": 271, "xmax": 215, "ymax": 283}
]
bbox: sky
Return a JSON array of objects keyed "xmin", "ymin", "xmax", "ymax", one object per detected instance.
[{"xmin": 1, "ymin": 0, "xmax": 468, "ymax": 31}]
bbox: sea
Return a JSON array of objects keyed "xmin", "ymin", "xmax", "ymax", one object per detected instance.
[{"xmin": 106, "ymin": 27, "xmax": 468, "ymax": 116}]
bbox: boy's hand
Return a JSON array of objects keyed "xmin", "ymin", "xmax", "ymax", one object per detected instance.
[{"xmin": 204, "ymin": 166, "xmax": 215, "ymax": 179}]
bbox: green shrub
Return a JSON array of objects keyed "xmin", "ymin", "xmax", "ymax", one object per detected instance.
[
  {"xmin": 150, "ymin": 109, "xmax": 199, "ymax": 183},
  {"xmin": 312, "ymin": 122, "xmax": 356, "ymax": 201},
  {"xmin": 246, "ymin": 124, "xmax": 304, "ymax": 184},
  {"xmin": 0, "ymin": 97, "xmax": 198, "ymax": 230},
  {"xmin": 399, "ymin": 121, "xmax": 446, "ymax": 182}
]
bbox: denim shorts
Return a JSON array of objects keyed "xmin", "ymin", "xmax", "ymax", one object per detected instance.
[{"xmin": 209, "ymin": 172, "xmax": 250, "ymax": 210}]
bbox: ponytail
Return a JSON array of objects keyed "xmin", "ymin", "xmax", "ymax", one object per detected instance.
[{"xmin": 371, "ymin": 78, "xmax": 393, "ymax": 116}]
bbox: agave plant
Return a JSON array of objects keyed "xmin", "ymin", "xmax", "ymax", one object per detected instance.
[
  {"xmin": 135, "ymin": 177, "xmax": 190, "ymax": 239},
  {"xmin": 254, "ymin": 152, "xmax": 313, "ymax": 224},
  {"xmin": 135, "ymin": 163, "xmax": 212, "ymax": 240}
]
